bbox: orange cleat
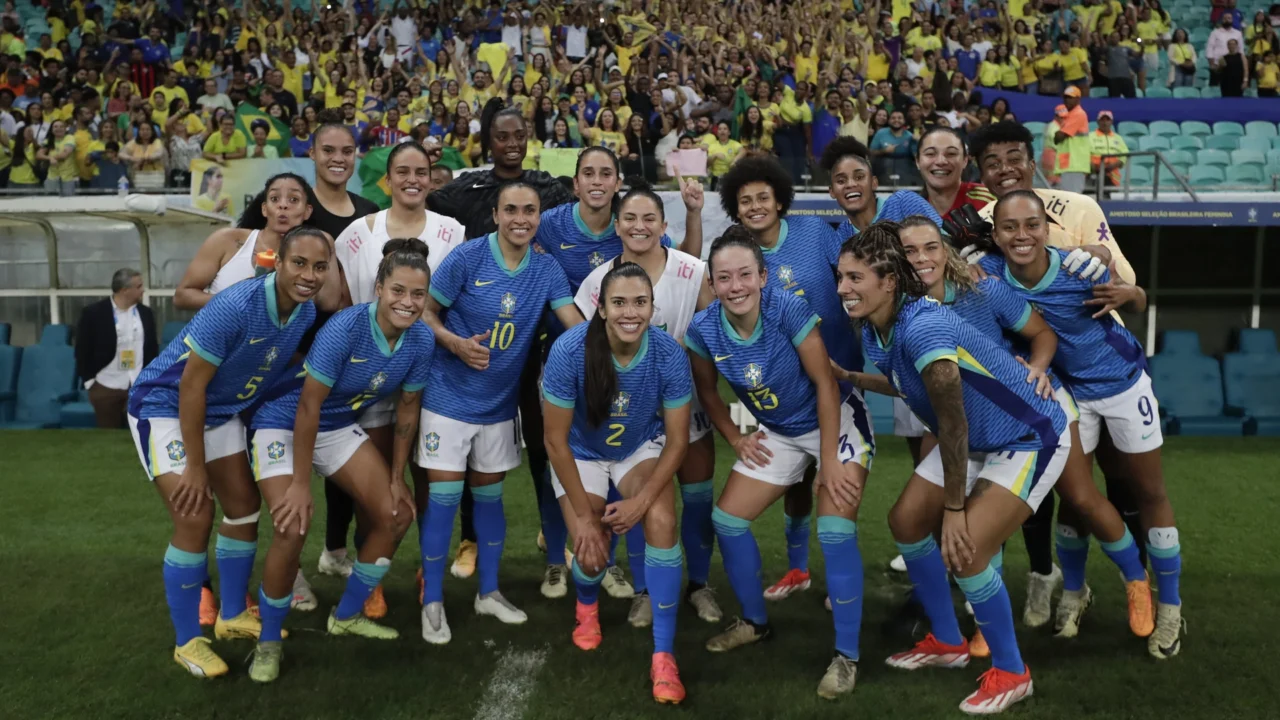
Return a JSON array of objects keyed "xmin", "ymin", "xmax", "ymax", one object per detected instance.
[
  {"xmin": 764, "ymin": 569, "xmax": 812, "ymax": 601},
  {"xmin": 1126, "ymin": 575, "xmax": 1155, "ymax": 638},
  {"xmin": 959, "ymin": 665, "xmax": 1034, "ymax": 715},
  {"xmin": 364, "ymin": 585, "xmax": 387, "ymax": 619},
  {"xmin": 572, "ymin": 601, "xmax": 602, "ymax": 651},
  {"xmin": 970, "ymin": 628, "xmax": 990, "ymax": 659},
  {"xmin": 651, "ymin": 652, "xmax": 686, "ymax": 704},
  {"xmin": 199, "ymin": 587, "xmax": 218, "ymax": 627},
  {"xmin": 417, "ymin": 567, "xmax": 425, "ymax": 605},
  {"xmin": 885, "ymin": 633, "xmax": 971, "ymax": 670}
]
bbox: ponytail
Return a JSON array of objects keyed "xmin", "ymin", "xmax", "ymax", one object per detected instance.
[{"xmin": 584, "ymin": 262, "xmax": 653, "ymax": 427}]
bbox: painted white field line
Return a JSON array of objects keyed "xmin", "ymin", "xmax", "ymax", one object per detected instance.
[{"xmin": 472, "ymin": 646, "xmax": 549, "ymax": 720}]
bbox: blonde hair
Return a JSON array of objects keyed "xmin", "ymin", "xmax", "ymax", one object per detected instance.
[{"xmin": 899, "ymin": 215, "xmax": 976, "ymax": 294}]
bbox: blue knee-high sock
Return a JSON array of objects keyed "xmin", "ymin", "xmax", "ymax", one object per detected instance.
[
  {"xmin": 1147, "ymin": 527, "xmax": 1181, "ymax": 606},
  {"xmin": 214, "ymin": 535, "xmax": 256, "ymax": 619},
  {"xmin": 626, "ymin": 525, "xmax": 647, "ymax": 593},
  {"xmin": 421, "ymin": 481, "xmax": 463, "ymax": 604},
  {"xmin": 783, "ymin": 512, "xmax": 810, "ymax": 573},
  {"xmin": 1055, "ymin": 525, "xmax": 1090, "ymax": 592},
  {"xmin": 957, "ymin": 565, "xmax": 1024, "ymax": 674},
  {"xmin": 646, "ymin": 543, "xmax": 683, "ymax": 654},
  {"xmin": 540, "ymin": 469, "xmax": 568, "ymax": 566},
  {"xmin": 680, "ymin": 480, "xmax": 715, "ymax": 585},
  {"xmin": 991, "ymin": 546, "xmax": 1005, "ymax": 576},
  {"xmin": 163, "ymin": 545, "xmax": 206, "ymax": 646},
  {"xmin": 472, "ymin": 482, "xmax": 506, "ymax": 596},
  {"xmin": 258, "ymin": 585, "xmax": 291, "ymax": 643},
  {"xmin": 606, "ymin": 484, "xmax": 622, "ymax": 566},
  {"xmin": 336, "ymin": 559, "xmax": 392, "ymax": 619},
  {"xmin": 1100, "ymin": 527, "xmax": 1147, "ymax": 583},
  {"xmin": 818, "ymin": 516, "xmax": 863, "ymax": 661},
  {"xmin": 572, "ymin": 557, "xmax": 605, "ymax": 605},
  {"xmin": 712, "ymin": 507, "xmax": 767, "ymax": 625},
  {"xmin": 896, "ymin": 536, "xmax": 963, "ymax": 645}
]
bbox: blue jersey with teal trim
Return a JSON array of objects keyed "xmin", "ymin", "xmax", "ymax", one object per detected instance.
[
  {"xmin": 760, "ymin": 216, "xmax": 861, "ymax": 373},
  {"xmin": 543, "ymin": 324, "xmax": 692, "ymax": 461},
  {"xmin": 686, "ymin": 285, "xmax": 822, "ymax": 437},
  {"xmin": 945, "ymin": 278, "xmax": 1033, "ymax": 350},
  {"xmin": 836, "ymin": 190, "xmax": 943, "ymax": 239},
  {"xmin": 252, "ymin": 303, "xmax": 435, "ymax": 432},
  {"xmin": 129, "ymin": 274, "xmax": 316, "ymax": 424},
  {"xmin": 533, "ymin": 202, "xmax": 671, "ymax": 291},
  {"xmin": 425, "ymin": 234, "xmax": 574, "ymax": 423},
  {"xmin": 862, "ymin": 297, "xmax": 1066, "ymax": 452},
  {"xmin": 979, "ymin": 248, "xmax": 1144, "ymax": 401}
]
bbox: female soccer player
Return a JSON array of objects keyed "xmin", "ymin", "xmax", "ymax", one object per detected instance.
[
  {"xmin": 543, "ymin": 262, "xmax": 692, "ymax": 705},
  {"xmin": 819, "ymin": 137, "xmax": 943, "ymax": 241},
  {"xmin": 172, "ymin": 173, "xmax": 335, "ymax": 618},
  {"xmin": 914, "ymin": 127, "xmax": 996, "ymax": 218},
  {"xmin": 127, "ymin": 226, "xmax": 330, "ymax": 678},
  {"xmin": 838, "ymin": 222, "xmax": 1070, "ymax": 714},
  {"xmin": 417, "ymin": 183, "xmax": 584, "ymax": 644},
  {"xmin": 243, "ymin": 240, "xmax": 435, "ymax": 682},
  {"xmin": 574, "ymin": 188, "xmax": 720, "ymax": 627},
  {"xmin": 715, "ymin": 154, "xmax": 867, "ymax": 602},
  {"xmin": 985, "ymin": 191, "xmax": 1180, "ymax": 659},
  {"xmin": 687, "ymin": 228, "xmax": 872, "ymax": 701}
]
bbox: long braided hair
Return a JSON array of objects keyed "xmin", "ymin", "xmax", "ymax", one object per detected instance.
[{"xmin": 839, "ymin": 221, "xmax": 930, "ymax": 328}]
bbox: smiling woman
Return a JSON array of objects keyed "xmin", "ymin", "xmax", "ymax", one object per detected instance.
[{"xmin": 915, "ymin": 127, "xmax": 996, "ymax": 217}]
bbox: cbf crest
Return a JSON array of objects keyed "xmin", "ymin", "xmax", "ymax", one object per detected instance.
[
  {"xmin": 259, "ymin": 346, "xmax": 280, "ymax": 371},
  {"xmin": 589, "ymin": 251, "xmax": 606, "ymax": 268},
  {"xmin": 368, "ymin": 371, "xmax": 387, "ymax": 393},
  {"xmin": 777, "ymin": 265, "xmax": 794, "ymax": 285},
  {"xmin": 500, "ymin": 292, "xmax": 517, "ymax": 317},
  {"xmin": 266, "ymin": 440, "xmax": 286, "ymax": 461},
  {"xmin": 166, "ymin": 439, "xmax": 186, "ymax": 462},
  {"xmin": 423, "ymin": 432, "xmax": 441, "ymax": 454},
  {"xmin": 611, "ymin": 391, "xmax": 631, "ymax": 417},
  {"xmin": 744, "ymin": 363, "xmax": 764, "ymax": 389}
]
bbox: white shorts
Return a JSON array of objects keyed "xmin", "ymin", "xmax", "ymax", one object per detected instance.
[
  {"xmin": 893, "ymin": 397, "xmax": 930, "ymax": 437},
  {"xmin": 1055, "ymin": 386, "xmax": 1080, "ymax": 424},
  {"xmin": 357, "ymin": 395, "xmax": 396, "ymax": 429},
  {"xmin": 689, "ymin": 393, "xmax": 712, "ymax": 443},
  {"xmin": 127, "ymin": 414, "xmax": 246, "ymax": 481},
  {"xmin": 1076, "ymin": 371, "xmax": 1163, "ymax": 455},
  {"xmin": 250, "ymin": 425, "xmax": 368, "ymax": 481},
  {"xmin": 733, "ymin": 392, "xmax": 875, "ymax": 487},
  {"xmin": 415, "ymin": 409, "xmax": 521, "ymax": 473},
  {"xmin": 914, "ymin": 426, "xmax": 1072, "ymax": 513},
  {"xmin": 551, "ymin": 436, "xmax": 666, "ymax": 499}
]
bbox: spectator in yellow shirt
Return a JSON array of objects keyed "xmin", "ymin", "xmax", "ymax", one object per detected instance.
[
  {"xmin": 700, "ymin": 120, "xmax": 743, "ymax": 187},
  {"xmin": 202, "ymin": 113, "xmax": 248, "ymax": 164},
  {"xmin": 1257, "ymin": 50, "xmax": 1279, "ymax": 97}
]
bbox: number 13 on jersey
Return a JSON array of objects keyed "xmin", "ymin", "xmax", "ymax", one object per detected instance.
[{"xmin": 747, "ymin": 387, "xmax": 779, "ymax": 412}]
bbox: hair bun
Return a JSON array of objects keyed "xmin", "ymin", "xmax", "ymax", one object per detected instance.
[{"xmin": 383, "ymin": 237, "xmax": 430, "ymax": 258}]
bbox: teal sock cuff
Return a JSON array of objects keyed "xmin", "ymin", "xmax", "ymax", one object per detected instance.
[
  {"xmin": 991, "ymin": 547, "xmax": 1005, "ymax": 573},
  {"xmin": 472, "ymin": 482, "xmax": 504, "ymax": 501},
  {"xmin": 164, "ymin": 545, "xmax": 207, "ymax": 567},
  {"xmin": 783, "ymin": 512, "xmax": 811, "ymax": 530},
  {"xmin": 712, "ymin": 506, "xmax": 751, "ymax": 535},
  {"xmin": 1055, "ymin": 528, "xmax": 1090, "ymax": 550},
  {"xmin": 1148, "ymin": 543, "xmax": 1181, "ymax": 559},
  {"xmin": 896, "ymin": 536, "xmax": 937, "ymax": 560},
  {"xmin": 955, "ymin": 564, "xmax": 1002, "ymax": 603},
  {"xmin": 680, "ymin": 480, "xmax": 714, "ymax": 500},
  {"xmin": 816, "ymin": 515, "xmax": 857, "ymax": 540},
  {"xmin": 215, "ymin": 536, "xmax": 257, "ymax": 553},
  {"xmin": 645, "ymin": 543, "xmax": 683, "ymax": 566},
  {"xmin": 353, "ymin": 559, "xmax": 391, "ymax": 585},
  {"xmin": 259, "ymin": 587, "xmax": 291, "ymax": 608},
  {"xmin": 1099, "ymin": 527, "xmax": 1135, "ymax": 553},
  {"xmin": 571, "ymin": 558, "xmax": 606, "ymax": 585},
  {"xmin": 429, "ymin": 480, "xmax": 465, "ymax": 502}
]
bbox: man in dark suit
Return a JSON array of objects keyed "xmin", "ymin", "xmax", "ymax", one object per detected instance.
[{"xmin": 75, "ymin": 268, "xmax": 159, "ymax": 428}]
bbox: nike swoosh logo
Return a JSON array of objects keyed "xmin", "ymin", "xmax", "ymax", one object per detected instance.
[
  {"xmin": 714, "ymin": 354, "xmax": 732, "ymax": 362},
  {"xmin": 1141, "ymin": 431, "xmax": 1155, "ymax": 440},
  {"xmin": 349, "ymin": 356, "xmax": 368, "ymax": 363},
  {"xmin": 474, "ymin": 279, "xmax": 495, "ymax": 286},
  {"xmin": 425, "ymin": 554, "xmax": 444, "ymax": 561},
  {"xmin": 181, "ymin": 583, "xmax": 200, "ymax": 590},
  {"xmin": 472, "ymin": 182, "xmax": 486, "ymax": 189},
  {"xmin": 248, "ymin": 337, "xmax": 266, "ymax": 344},
  {"xmin": 835, "ymin": 596, "xmax": 859, "ymax": 605},
  {"xmin": 560, "ymin": 243, "xmax": 577, "ymax": 250},
  {"xmin": 975, "ymin": 619, "xmax": 990, "ymax": 627},
  {"xmin": 487, "ymin": 541, "xmax": 503, "ymax": 546},
  {"xmin": 658, "ymin": 602, "xmax": 677, "ymax": 610}
]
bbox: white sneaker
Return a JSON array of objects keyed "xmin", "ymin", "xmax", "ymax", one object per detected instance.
[
  {"xmin": 602, "ymin": 566, "xmax": 635, "ymax": 599},
  {"xmin": 421, "ymin": 601, "xmax": 451, "ymax": 645},
  {"xmin": 816, "ymin": 655, "xmax": 858, "ymax": 699},
  {"xmin": 1054, "ymin": 584, "xmax": 1093, "ymax": 638},
  {"xmin": 541, "ymin": 564, "xmax": 569, "ymax": 599},
  {"xmin": 291, "ymin": 570, "xmax": 318, "ymax": 612},
  {"xmin": 628, "ymin": 592, "xmax": 652, "ymax": 628},
  {"xmin": 687, "ymin": 586, "xmax": 722, "ymax": 623},
  {"xmin": 1148, "ymin": 602, "xmax": 1183, "ymax": 659},
  {"xmin": 1023, "ymin": 565, "xmax": 1062, "ymax": 628},
  {"xmin": 475, "ymin": 591, "xmax": 528, "ymax": 625},
  {"xmin": 889, "ymin": 554, "xmax": 907, "ymax": 572},
  {"xmin": 317, "ymin": 550, "xmax": 354, "ymax": 578}
]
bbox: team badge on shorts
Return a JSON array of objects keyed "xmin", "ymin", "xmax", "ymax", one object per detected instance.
[
  {"xmin": 369, "ymin": 372, "xmax": 387, "ymax": 392},
  {"xmin": 744, "ymin": 363, "xmax": 764, "ymax": 389},
  {"xmin": 589, "ymin": 251, "xmax": 605, "ymax": 268},
  {"xmin": 611, "ymin": 391, "xmax": 631, "ymax": 417},
  {"xmin": 424, "ymin": 432, "xmax": 441, "ymax": 454},
  {"xmin": 266, "ymin": 440, "xmax": 286, "ymax": 462},
  {"xmin": 166, "ymin": 440, "xmax": 186, "ymax": 462},
  {"xmin": 500, "ymin": 292, "xmax": 517, "ymax": 315}
]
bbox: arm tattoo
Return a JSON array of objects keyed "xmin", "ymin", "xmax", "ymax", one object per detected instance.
[{"xmin": 922, "ymin": 360, "xmax": 969, "ymax": 510}]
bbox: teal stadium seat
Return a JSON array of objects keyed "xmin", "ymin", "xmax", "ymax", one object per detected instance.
[
  {"xmin": 1223, "ymin": 352, "xmax": 1280, "ymax": 435},
  {"xmin": 1090, "ymin": 86, "xmax": 1109, "ymax": 98},
  {"xmin": 1024, "ymin": 121, "xmax": 1046, "ymax": 136},
  {"xmin": 1244, "ymin": 121, "xmax": 1278, "ymax": 138},
  {"xmin": 1213, "ymin": 121, "xmax": 1245, "ymax": 136},
  {"xmin": 1164, "ymin": 149, "xmax": 1195, "ymax": 169},
  {"xmin": 1204, "ymin": 135, "xmax": 1239, "ymax": 151},
  {"xmin": 1118, "ymin": 121, "xmax": 1148, "ymax": 136},
  {"xmin": 1237, "ymin": 328, "xmax": 1277, "ymax": 354},
  {"xmin": 162, "ymin": 321, "xmax": 187, "ymax": 346},
  {"xmin": 861, "ymin": 360, "xmax": 896, "ymax": 438},
  {"xmin": 0, "ymin": 344, "xmax": 77, "ymax": 429},
  {"xmin": 1148, "ymin": 120, "xmax": 1180, "ymax": 137},
  {"xmin": 0, "ymin": 322, "xmax": 9, "ymax": 343},
  {"xmin": 1197, "ymin": 149, "xmax": 1230, "ymax": 166},
  {"xmin": 1189, "ymin": 165, "xmax": 1224, "ymax": 186},
  {"xmin": 1201, "ymin": 86, "xmax": 1222, "ymax": 98},
  {"xmin": 1225, "ymin": 165, "xmax": 1264, "ymax": 184},
  {"xmin": 1173, "ymin": 87, "xmax": 1201, "ymax": 98},
  {"xmin": 1271, "ymin": 137, "xmax": 1280, "ymax": 150},
  {"xmin": 1239, "ymin": 136, "xmax": 1272, "ymax": 153},
  {"xmin": 1144, "ymin": 86, "xmax": 1172, "ymax": 98},
  {"xmin": 1138, "ymin": 135, "xmax": 1170, "ymax": 152},
  {"xmin": 59, "ymin": 389, "xmax": 98, "ymax": 429},
  {"xmin": 40, "ymin": 324, "xmax": 71, "ymax": 345},
  {"xmin": 1231, "ymin": 149, "xmax": 1266, "ymax": 166},
  {"xmin": 0, "ymin": 344, "xmax": 19, "ymax": 422},
  {"xmin": 1189, "ymin": 28, "xmax": 1210, "ymax": 44},
  {"xmin": 1148, "ymin": 354, "xmax": 1244, "ymax": 436},
  {"xmin": 1170, "ymin": 135, "xmax": 1203, "ymax": 151},
  {"xmin": 1126, "ymin": 164, "xmax": 1152, "ymax": 184},
  {"xmin": 1158, "ymin": 330, "xmax": 1203, "ymax": 355},
  {"xmin": 1181, "ymin": 121, "xmax": 1211, "ymax": 137}
]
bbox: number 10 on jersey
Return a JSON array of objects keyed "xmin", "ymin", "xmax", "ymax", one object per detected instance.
[{"xmin": 489, "ymin": 321, "xmax": 515, "ymax": 350}]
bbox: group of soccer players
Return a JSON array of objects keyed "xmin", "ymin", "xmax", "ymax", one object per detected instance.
[{"xmin": 125, "ymin": 107, "xmax": 1184, "ymax": 714}]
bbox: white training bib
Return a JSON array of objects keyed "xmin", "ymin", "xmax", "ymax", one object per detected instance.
[
  {"xmin": 207, "ymin": 229, "xmax": 258, "ymax": 294},
  {"xmin": 334, "ymin": 209, "xmax": 466, "ymax": 304},
  {"xmin": 574, "ymin": 248, "xmax": 705, "ymax": 341}
]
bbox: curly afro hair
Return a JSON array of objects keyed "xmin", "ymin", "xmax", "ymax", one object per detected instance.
[
  {"xmin": 819, "ymin": 136, "xmax": 873, "ymax": 174},
  {"xmin": 968, "ymin": 121, "xmax": 1035, "ymax": 167},
  {"xmin": 717, "ymin": 154, "xmax": 795, "ymax": 222}
]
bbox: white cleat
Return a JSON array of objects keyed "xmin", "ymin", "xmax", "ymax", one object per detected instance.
[
  {"xmin": 475, "ymin": 591, "xmax": 528, "ymax": 625},
  {"xmin": 318, "ymin": 550, "xmax": 354, "ymax": 578},
  {"xmin": 817, "ymin": 655, "xmax": 859, "ymax": 700},
  {"xmin": 602, "ymin": 566, "xmax": 635, "ymax": 598},
  {"xmin": 1023, "ymin": 565, "xmax": 1062, "ymax": 628},
  {"xmin": 421, "ymin": 601, "xmax": 452, "ymax": 645},
  {"xmin": 889, "ymin": 554, "xmax": 907, "ymax": 572},
  {"xmin": 541, "ymin": 564, "xmax": 569, "ymax": 599},
  {"xmin": 687, "ymin": 586, "xmax": 723, "ymax": 623},
  {"xmin": 1148, "ymin": 602, "xmax": 1184, "ymax": 659},
  {"xmin": 292, "ymin": 569, "xmax": 318, "ymax": 612},
  {"xmin": 628, "ymin": 592, "xmax": 653, "ymax": 628},
  {"xmin": 1054, "ymin": 584, "xmax": 1093, "ymax": 639}
]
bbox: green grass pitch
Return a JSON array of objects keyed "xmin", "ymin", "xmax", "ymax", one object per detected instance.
[{"xmin": 2, "ymin": 431, "xmax": 1278, "ymax": 719}]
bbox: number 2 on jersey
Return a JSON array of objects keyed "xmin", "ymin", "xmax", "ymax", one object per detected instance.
[
  {"xmin": 490, "ymin": 321, "xmax": 515, "ymax": 350},
  {"xmin": 606, "ymin": 423, "xmax": 626, "ymax": 447},
  {"xmin": 747, "ymin": 387, "xmax": 779, "ymax": 412}
]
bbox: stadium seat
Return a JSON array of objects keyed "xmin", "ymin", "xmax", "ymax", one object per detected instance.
[
  {"xmin": 1118, "ymin": 121, "xmax": 1148, "ymax": 137},
  {"xmin": 1123, "ymin": 164, "xmax": 1151, "ymax": 184},
  {"xmin": 161, "ymin": 321, "xmax": 187, "ymax": 346},
  {"xmin": 1201, "ymin": 86, "xmax": 1222, "ymax": 98},
  {"xmin": 1181, "ymin": 121, "xmax": 1212, "ymax": 137},
  {"xmin": 1089, "ymin": 86, "xmax": 1109, "ymax": 98},
  {"xmin": 1159, "ymin": 330, "xmax": 1204, "ymax": 355},
  {"xmin": 1214, "ymin": 121, "xmax": 1245, "ymax": 136},
  {"xmin": 1239, "ymin": 136, "xmax": 1272, "ymax": 153},
  {"xmin": 1231, "ymin": 149, "xmax": 1266, "ymax": 167},
  {"xmin": 1222, "ymin": 353, "xmax": 1280, "ymax": 435},
  {"xmin": 40, "ymin": 324, "xmax": 71, "ymax": 345},
  {"xmin": 1238, "ymin": 329, "xmax": 1278, "ymax": 354},
  {"xmin": 1147, "ymin": 354, "xmax": 1244, "ymax": 436},
  {"xmin": 1188, "ymin": 28, "xmax": 1210, "ymax": 44},
  {"xmin": 1225, "ymin": 165, "xmax": 1264, "ymax": 185},
  {"xmin": 1163, "ymin": 149, "xmax": 1196, "ymax": 169},
  {"xmin": 1173, "ymin": 87, "xmax": 1201, "ymax": 99},
  {"xmin": 0, "ymin": 344, "xmax": 77, "ymax": 429},
  {"xmin": 1170, "ymin": 135, "xmax": 1203, "ymax": 151},
  {"xmin": 861, "ymin": 360, "xmax": 897, "ymax": 438},
  {"xmin": 1024, "ymin": 121, "xmax": 1046, "ymax": 137},
  {"xmin": 1148, "ymin": 120, "xmax": 1180, "ymax": 137},
  {"xmin": 1204, "ymin": 135, "xmax": 1239, "ymax": 151},
  {"xmin": 1138, "ymin": 135, "xmax": 1170, "ymax": 152},
  {"xmin": 59, "ymin": 391, "xmax": 98, "ymax": 429},
  {"xmin": 1189, "ymin": 165, "xmax": 1224, "ymax": 186},
  {"xmin": 1271, "ymin": 137, "xmax": 1280, "ymax": 150},
  {"xmin": 0, "ymin": 344, "xmax": 20, "ymax": 422},
  {"xmin": 1266, "ymin": 150, "xmax": 1280, "ymax": 167},
  {"xmin": 1245, "ymin": 121, "xmax": 1278, "ymax": 138},
  {"xmin": 0, "ymin": 322, "xmax": 9, "ymax": 344},
  {"xmin": 1144, "ymin": 87, "xmax": 1173, "ymax": 98},
  {"xmin": 1197, "ymin": 149, "xmax": 1231, "ymax": 166}
]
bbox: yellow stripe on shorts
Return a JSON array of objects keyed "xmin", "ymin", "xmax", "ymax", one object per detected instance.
[{"xmin": 1010, "ymin": 451, "xmax": 1038, "ymax": 500}]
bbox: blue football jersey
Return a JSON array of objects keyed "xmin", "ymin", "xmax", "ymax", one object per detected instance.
[
  {"xmin": 425, "ymin": 234, "xmax": 574, "ymax": 423},
  {"xmin": 130, "ymin": 274, "xmax": 316, "ymax": 424},
  {"xmin": 252, "ymin": 303, "xmax": 435, "ymax": 432},
  {"xmin": 862, "ymin": 297, "xmax": 1066, "ymax": 452},
  {"xmin": 534, "ymin": 202, "xmax": 671, "ymax": 291},
  {"xmin": 945, "ymin": 278, "xmax": 1033, "ymax": 350},
  {"xmin": 835, "ymin": 190, "xmax": 943, "ymax": 240},
  {"xmin": 759, "ymin": 216, "xmax": 862, "ymax": 373},
  {"xmin": 686, "ymin": 285, "xmax": 822, "ymax": 437},
  {"xmin": 979, "ymin": 248, "xmax": 1145, "ymax": 401},
  {"xmin": 543, "ymin": 324, "xmax": 692, "ymax": 462}
]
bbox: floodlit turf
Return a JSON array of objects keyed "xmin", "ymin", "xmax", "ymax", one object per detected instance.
[{"xmin": 2, "ymin": 431, "xmax": 1278, "ymax": 720}]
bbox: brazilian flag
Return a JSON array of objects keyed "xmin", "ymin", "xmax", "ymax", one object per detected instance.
[
  {"xmin": 357, "ymin": 144, "xmax": 466, "ymax": 210},
  {"xmin": 234, "ymin": 102, "xmax": 290, "ymax": 156}
]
